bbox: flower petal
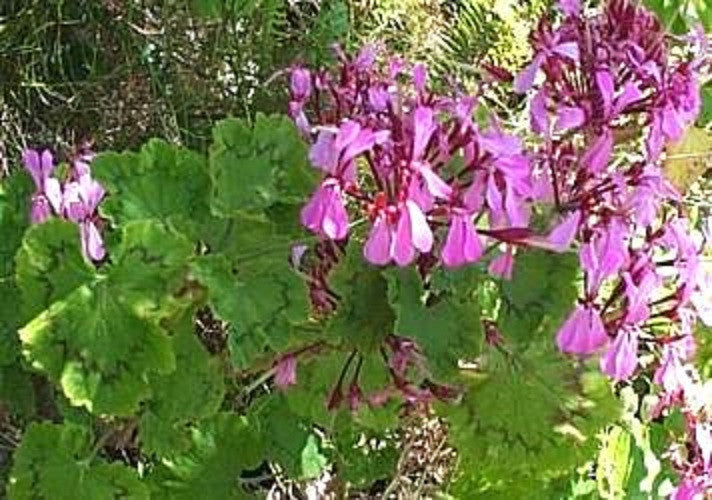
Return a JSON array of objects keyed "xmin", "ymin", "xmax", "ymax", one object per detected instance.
[{"xmin": 364, "ymin": 216, "xmax": 392, "ymax": 265}]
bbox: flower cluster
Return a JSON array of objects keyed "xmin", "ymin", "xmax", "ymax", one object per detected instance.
[
  {"xmin": 651, "ymin": 325, "xmax": 712, "ymax": 498},
  {"xmin": 289, "ymin": 0, "xmax": 709, "ymax": 386},
  {"xmin": 23, "ymin": 145, "xmax": 105, "ymax": 262},
  {"xmin": 289, "ymin": 46, "xmax": 579, "ymax": 283},
  {"xmin": 288, "ymin": 0, "xmax": 712, "ymax": 492},
  {"xmin": 515, "ymin": 0, "xmax": 709, "ymax": 386}
]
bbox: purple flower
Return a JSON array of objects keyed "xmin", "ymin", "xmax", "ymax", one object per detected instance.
[
  {"xmin": 354, "ymin": 44, "xmax": 377, "ymax": 71},
  {"xmin": 555, "ymin": 106, "xmax": 585, "ymax": 131},
  {"xmin": 23, "ymin": 149, "xmax": 54, "ymax": 192},
  {"xmin": 368, "ymin": 86, "xmax": 389, "ymax": 111},
  {"xmin": 488, "ymin": 246, "xmax": 514, "ymax": 280},
  {"xmin": 395, "ymin": 200, "xmax": 434, "ymax": 262},
  {"xmin": 412, "ymin": 106, "xmax": 436, "ymax": 159},
  {"xmin": 557, "ymin": 304, "xmax": 608, "ymax": 354},
  {"xmin": 364, "ymin": 201, "xmax": 433, "ymax": 266},
  {"xmin": 301, "ymin": 179, "xmax": 349, "ymax": 240},
  {"xmin": 654, "ymin": 345, "xmax": 691, "ymax": 395},
  {"xmin": 288, "ymin": 101, "xmax": 310, "ymax": 136},
  {"xmin": 62, "ymin": 174, "xmax": 106, "ymax": 261},
  {"xmin": 363, "ymin": 214, "xmax": 392, "ymax": 265},
  {"xmin": 514, "ymin": 54, "xmax": 545, "ymax": 94},
  {"xmin": 546, "ymin": 210, "xmax": 581, "ymax": 252},
  {"xmin": 513, "ymin": 37, "xmax": 579, "ymax": 94},
  {"xmin": 530, "ymin": 89, "xmax": 549, "ymax": 135},
  {"xmin": 559, "ymin": 0, "xmax": 580, "ymax": 16},
  {"xmin": 671, "ymin": 479, "xmax": 704, "ymax": 500},
  {"xmin": 309, "ymin": 129, "xmax": 339, "ymax": 175},
  {"xmin": 581, "ymin": 129, "xmax": 613, "ymax": 174},
  {"xmin": 600, "ymin": 327, "xmax": 639, "ymax": 381},
  {"xmin": 413, "ymin": 161, "xmax": 451, "ymax": 200},
  {"xmin": 290, "ymin": 67, "xmax": 311, "ymax": 101},
  {"xmin": 622, "ymin": 271, "xmax": 658, "ymax": 324},
  {"xmin": 442, "ymin": 212, "xmax": 483, "ymax": 268},
  {"xmin": 23, "ymin": 148, "xmax": 62, "ymax": 223},
  {"xmin": 413, "ymin": 63, "xmax": 427, "ymax": 93},
  {"xmin": 274, "ymin": 354, "xmax": 297, "ymax": 389},
  {"xmin": 81, "ymin": 220, "xmax": 105, "ymax": 262},
  {"xmin": 72, "ymin": 147, "xmax": 95, "ymax": 178},
  {"xmin": 336, "ymin": 121, "xmax": 377, "ymax": 165},
  {"xmin": 309, "ymin": 121, "xmax": 378, "ymax": 182},
  {"xmin": 29, "ymin": 195, "xmax": 53, "ymax": 224},
  {"xmin": 593, "ymin": 219, "xmax": 630, "ymax": 281}
]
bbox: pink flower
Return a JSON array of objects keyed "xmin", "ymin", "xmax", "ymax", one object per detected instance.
[
  {"xmin": 301, "ymin": 179, "xmax": 349, "ymax": 239},
  {"xmin": 581, "ymin": 129, "xmax": 613, "ymax": 174},
  {"xmin": 363, "ymin": 214, "xmax": 392, "ymax": 265},
  {"xmin": 442, "ymin": 212, "xmax": 483, "ymax": 268},
  {"xmin": 600, "ymin": 328, "xmax": 639, "ymax": 381},
  {"xmin": 30, "ymin": 195, "xmax": 53, "ymax": 224},
  {"xmin": 23, "ymin": 148, "xmax": 62, "ymax": 223},
  {"xmin": 309, "ymin": 129, "xmax": 339, "ymax": 175},
  {"xmin": 672, "ymin": 479, "xmax": 704, "ymax": 500},
  {"xmin": 81, "ymin": 221, "xmax": 105, "ymax": 262},
  {"xmin": 412, "ymin": 106, "xmax": 436, "ymax": 159},
  {"xmin": 63, "ymin": 173, "xmax": 107, "ymax": 261},
  {"xmin": 530, "ymin": 89, "xmax": 549, "ymax": 135},
  {"xmin": 288, "ymin": 101, "xmax": 310, "ymax": 136},
  {"xmin": 559, "ymin": 0, "xmax": 580, "ymax": 16},
  {"xmin": 364, "ymin": 201, "xmax": 433, "ymax": 266},
  {"xmin": 513, "ymin": 38, "xmax": 579, "ymax": 94},
  {"xmin": 557, "ymin": 304, "xmax": 608, "ymax": 354},
  {"xmin": 274, "ymin": 354, "xmax": 297, "ymax": 389},
  {"xmin": 555, "ymin": 106, "xmax": 585, "ymax": 131},
  {"xmin": 546, "ymin": 210, "xmax": 581, "ymax": 251},
  {"xmin": 622, "ymin": 271, "xmax": 658, "ymax": 324},
  {"xmin": 290, "ymin": 67, "xmax": 311, "ymax": 101},
  {"xmin": 413, "ymin": 63, "xmax": 428, "ymax": 93},
  {"xmin": 514, "ymin": 54, "xmax": 545, "ymax": 94},
  {"xmin": 488, "ymin": 246, "xmax": 514, "ymax": 280}
]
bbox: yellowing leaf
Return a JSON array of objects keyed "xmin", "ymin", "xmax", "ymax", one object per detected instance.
[{"xmin": 664, "ymin": 127, "xmax": 712, "ymax": 193}]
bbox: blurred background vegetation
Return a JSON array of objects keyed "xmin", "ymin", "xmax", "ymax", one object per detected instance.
[{"xmin": 0, "ymin": 0, "xmax": 549, "ymax": 164}]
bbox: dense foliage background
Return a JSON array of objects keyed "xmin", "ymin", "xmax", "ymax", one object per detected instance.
[{"xmin": 1, "ymin": 0, "xmax": 711, "ymax": 498}]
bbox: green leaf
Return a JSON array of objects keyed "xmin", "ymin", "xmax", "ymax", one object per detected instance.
[
  {"xmin": 108, "ymin": 219, "xmax": 195, "ymax": 312},
  {"xmin": 385, "ymin": 266, "xmax": 482, "ymax": 378},
  {"xmin": 0, "ymin": 279, "xmax": 24, "ymax": 365},
  {"xmin": 693, "ymin": 0, "xmax": 712, "ymax": 30},
  {"xmin": 139, "ymin": 309, "xmax": 225, "ymax": 456},
  {"xmin": 19, "ymin": 221, "xmax": 193, "ymax": 415},
  {"xmin": 0, "ymin": 364, "xmax": 35, "ymax": 417},
  {"xmin": 596, "ymin": 426, "xmax": 633, "ymax": 498},
  {"xmin": 284, "ymin": 349, "xmax": 399, "ymax": 430},
  {"xmin": 0, "ymin": 170, "xmax": 32, "ymax": 279},
  {"xmin": 0, "ymin": 170, "xmax": 33, "ymax": 366},
  {"xmin": 699, "ymin": 84, "xmax": 712, "ymax": 126},
  {"xmin": 330, "ymin": 412, "xmax": 399, "ymax": 488},
  {"xmin": 92, "ymin": 140, "xmax": 211, "ymax": 238},
  {"xmin": 15, "ymin": 219, "xmax": 96, "ymax": 323},
  {"xmin": 148, "ymin": 413, "xmax": 264, "ymax": 499},
  {"xmin": 327, "ymin": 241, "xmax": 395, "ymax": 352},
  {"xmin": 249, "ymin": 396, "xmax": 328, "ymax": 480},
  {"xmin": 189, "ymin": 0, "xmax": 244, "ymax": 19},
  {"xmin": 443, "ymin": 342, "xmax": 620, "ymax": 496},
  {"xmin": 7, "ymin": 422, "xmax": 149, "ymax": 499},
  {"xmin": 191, "ymin": 251, "xmax": 310, "ymax": 371},
  {"xmin": 498, "ymin": 249, "xmax": 579, "ymax": 347},
  {"xmin": 209, "ymin": 114, "xmax": 316, "ymax": 216}
]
